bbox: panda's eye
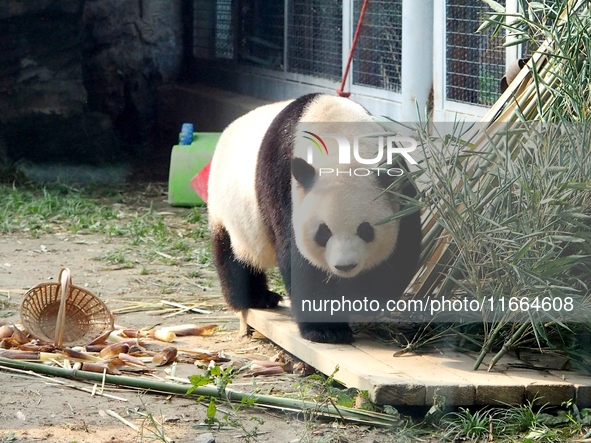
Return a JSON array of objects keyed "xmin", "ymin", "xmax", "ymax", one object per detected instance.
[
  {"xmin": 357, "ymin": 222, "xmax": 374, "ymax": 243},
  {"xmin": 314, "ymin": 223, "xmax": 332, "ymax": 247}
]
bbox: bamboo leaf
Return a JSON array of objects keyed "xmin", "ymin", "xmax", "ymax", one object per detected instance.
[
  {"xmin": 477, "ymin": 15, "xmax": 504, "ymax": 33},
  {"xmin": 479, "ymin": 0, "xmax": 506, "ymax": 13},
  {"xmin": 503, "ymin": 35, "xmax": 532, "ymax": 47}
]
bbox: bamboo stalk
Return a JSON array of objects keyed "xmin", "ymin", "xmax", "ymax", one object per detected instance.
[
  {"xmin": 160, "ymin": 300, "xmax": 212, "ymax": 315},
  {"xmin": 0, "ymin": 358, "xmax": 401, "ymax": 428},
  {"xmin": 0, "ymin": 364, "xmax": 128, "ymax": 401},
  {"xmin": 473, "ymin": 322, "xmax": 503, "ymax": 371},
  {"xmin": 487, "ymin": 321, "xmax": 531, "ymax": 371},
  {"xmin": 105, "ymin": 409, "xmax": 141, "ymax": 432}
]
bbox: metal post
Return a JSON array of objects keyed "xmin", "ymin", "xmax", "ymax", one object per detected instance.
[
  {"xmin": 342, "ymin": 0, "xmax": 353, "ymax": 92},
  {"xmin": 401, "ymin": 0, "xmax": 434, "ymax": 122}
]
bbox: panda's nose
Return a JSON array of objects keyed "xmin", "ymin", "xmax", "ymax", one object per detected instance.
[{"xmin": 335, "ymin": 263, "xmax": 357, "ymax": 272}]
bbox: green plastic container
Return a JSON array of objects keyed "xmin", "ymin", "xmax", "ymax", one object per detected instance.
[{"xmin": 168, "ymin": 132, "xmax": 220, "ymax": 206}]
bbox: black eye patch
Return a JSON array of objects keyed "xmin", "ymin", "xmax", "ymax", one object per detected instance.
[
  {"xmin": 315, "ymin": 223, "xmax": 332, "ymax": 247},
  {"xmin": 357, "ymin": 222, "xmax": 374, "ymax": 243}
]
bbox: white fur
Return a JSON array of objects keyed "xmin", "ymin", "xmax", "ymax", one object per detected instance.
[
  {"xmin": 209, "ymin": 94, "xmax": 401, "ymax": 278},
  {"xmin": 293, "ymin": 174, "xmax": 400, "ymax": 278},
  {"xmin": 208, "ymin": 100, "xmax": 292, "ymax": 269},
  {"xmin": 292, "ymin": 95, "xmax": 401, "ymax": 278}
]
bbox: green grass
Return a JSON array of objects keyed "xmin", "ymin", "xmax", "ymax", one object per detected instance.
[
  {"xmin": 429, "ymin": 397, "xmax": 591, "ymax": 442},
  {"xmin": 0, "ymin": 185, "xmax": 115, "ymax": 235},
  {"xmin": 442, "ymin": 407, "xmax": 495, "ymax": 441},
  {"xmin": 0, "ymin": 184, "xmax": 211, "ymax": 268}
]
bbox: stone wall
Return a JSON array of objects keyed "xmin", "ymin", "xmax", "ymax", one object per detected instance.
[{"xmin": 0, "ymin": 0, "xmax": 184, "ymax": 166}]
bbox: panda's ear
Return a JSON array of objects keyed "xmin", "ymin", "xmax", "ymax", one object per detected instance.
[{"xmin": 291, "ymin": 157, "xmax": 316, "ymax": 190}]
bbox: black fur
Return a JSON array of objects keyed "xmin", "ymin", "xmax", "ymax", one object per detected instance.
[
  {"xmin": 314, "ymin": 223, "xmax": 332, "ymax": 248},
  {"xmin": 217, "ymin": 93, "xmax": 421, "ymax": 345},
  {"xmin": 299, "ymin": 322, "xmax": 354, "ymax": 344},
  {"xmin": 357, "ymin": 222, "xmax": 374, "ymax": 243},
  {"xmin": 255, "ymin": 94, "xmax": 322, "ymax": 292},
  {"xmin": 291, "ymin": 157, "xmax": 316, "ymax": 190},
  {"xmin": 211, "ymin": 225, "xmax": 283, "ymax": 310}
]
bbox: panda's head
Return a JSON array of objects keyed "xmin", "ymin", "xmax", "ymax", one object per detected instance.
[{"xmin": 291, "ymin": 157, "xmax": 401, "ymax": 278}]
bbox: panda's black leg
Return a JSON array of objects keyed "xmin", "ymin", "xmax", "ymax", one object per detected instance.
[
  {"xmin": 298, "ymin": 322, "xmax": 354, "ymax": 344},
  {"xmin": 211, "ymin": 225, "xmax": 282, "ymax": 310},
  {"xmin": 285, "ymin": 246, "xmax": 354, "ymax": 344}
]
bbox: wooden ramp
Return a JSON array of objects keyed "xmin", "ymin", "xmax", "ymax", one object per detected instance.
[{"xmin": 245, "ymin": 307, "xmax": 591, "ymax": 407}]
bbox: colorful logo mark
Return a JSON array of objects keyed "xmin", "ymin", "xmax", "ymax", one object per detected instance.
[{"xmin": 302, "ymin": 131, "xmax": 329, "ymax": 156}]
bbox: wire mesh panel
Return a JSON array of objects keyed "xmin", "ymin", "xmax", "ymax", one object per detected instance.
[
  {"xmin": 446, "ymin": 0, "xmax": 506, "ymax": 106},
  {"xmin": 194, "ymin": 0, "xmax": 216, "ymax": 58},
  {"xmin": 287, "ymin": 0, "xmax": 343, "ymax": 80},
  {"xmin": 214, "ymin": 0, "xmax": 234, "ymax": 59},
  {"xmin": 238, "ymin": 0, "xmax": 284, "ymax": 70},
  {"xmin": 352, "ymin": 0, "xmax": 402, "ymax": 92}
]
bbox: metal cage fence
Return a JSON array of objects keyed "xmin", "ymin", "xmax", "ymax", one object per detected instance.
[
  {"xmin": 446, "ymin": 0, "xmax": 506, "ymax": 106},
  {"xmin": 194, "ymin": 0, "xmax": 216, "ymax": 59},
  {"xmin": 238, "ymin": 0, "xmax": 284, "ymax": 69},
  {"xmin": 352, "ymin": 0, "xmax": 402, "ymax": 92},
  {"xmin": 286, "ymin": 0, "xmax": 343, "ymax": 80},
  {"xmin": 194, "ymin": 1, "xmax": 510, "ymax": 109},
  {"xmin": 194, "ymin": 0, "xmax": 284, "ymax": 68},
  {"xmin": 214, "ymin": 0, "xmax": 235, "ymax": 59},
  {"xmin": 194, "ymin": 0, "xmax": 235, "ymax": 60}
]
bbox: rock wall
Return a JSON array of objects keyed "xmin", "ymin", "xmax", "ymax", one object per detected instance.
[
  {"xmin": 82, "ymin": 0, "xmax": 184, "ymax": 150},
  {"xmin": 0, "ymin": 0, "xmax": 184, "ymax": 166}
]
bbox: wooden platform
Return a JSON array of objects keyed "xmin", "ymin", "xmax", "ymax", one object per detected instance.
[{"xmin": 245, "ymin": 306, "xmax": 591, "ymax": 407}]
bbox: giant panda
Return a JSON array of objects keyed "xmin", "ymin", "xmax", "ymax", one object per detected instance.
[{"xmin": 207, "ymin": 93, "xmax": 421, "ymax": 344}]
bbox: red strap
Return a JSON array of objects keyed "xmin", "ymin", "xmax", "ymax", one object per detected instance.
[{"xmin": 337, "ymin": 0, "xmax": 370, "ymax": 98}]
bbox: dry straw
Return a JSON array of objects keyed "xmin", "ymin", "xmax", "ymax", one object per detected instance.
[{"xmin": 20, "ymin": 268, "xmax": 114, "ymax": 347}]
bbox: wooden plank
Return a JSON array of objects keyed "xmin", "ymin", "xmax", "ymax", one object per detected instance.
[
  {"xmin": 549, "ymin": 371, "xmax": 591, "ymax": 408},
  {"xmin": 470, "ymin": 352, "xmax": 576, "ymax": 406},
  {"xmin": 244, "ymin": 307, "xmax": 425, "ymax": 405},
  {"xmin": 245, "ymin": 306, "xmax": 590, "ymax": 406},
  {"xmin": 503, "ymin": 371, "xmax": 574, "ymax": 406},
  {"xmin": 418, "ymin": 349, "xmax": 525, "ymax": 406},
  {"xmin": 351, "ymin": 340, "xmax": 474, "ymax": 406},
  {"xmin": 365, "ymin": 375, "xmax": 425, "ymax": 407}
]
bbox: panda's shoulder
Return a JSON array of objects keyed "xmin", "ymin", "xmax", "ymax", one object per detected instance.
[
  {"xmin": 299, "ymin": 95, "xmax": 371, "ymax": 123},
  {"xmin": 258, "ymin": 94, "xmax": 325, "ymax": 152}
]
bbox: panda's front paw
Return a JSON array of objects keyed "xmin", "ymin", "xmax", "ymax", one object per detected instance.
[
  {"xmin": 251, "ymin": 290, "xmax": 283, "ymax": 309},
  {"xmin": 298, "ymin": 322, "xmax": 354, "ymax": 344}
]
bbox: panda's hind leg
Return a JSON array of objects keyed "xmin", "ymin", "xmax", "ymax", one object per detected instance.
[
  {"xmin": 298, "ymin": 322, "xmax": 354, "ymax": 344},
  {"xmin": 211, "ymin": 224, "xmax": 282, "ymax": 310}
]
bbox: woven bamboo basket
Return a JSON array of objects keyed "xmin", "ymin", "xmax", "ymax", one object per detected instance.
[{"xmin": 20, "ymin": 268, "xmax": 114, "ymax": 347}]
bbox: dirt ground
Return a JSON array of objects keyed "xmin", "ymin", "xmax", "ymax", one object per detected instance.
[{"xmin": 0, "ymin": 190, "xmax": 400, "ymax": 443}]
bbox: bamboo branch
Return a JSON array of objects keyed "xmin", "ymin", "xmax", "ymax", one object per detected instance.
[{"xmin": 0, "ymin": 358, "xmax": 401, "ymax": 428}]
